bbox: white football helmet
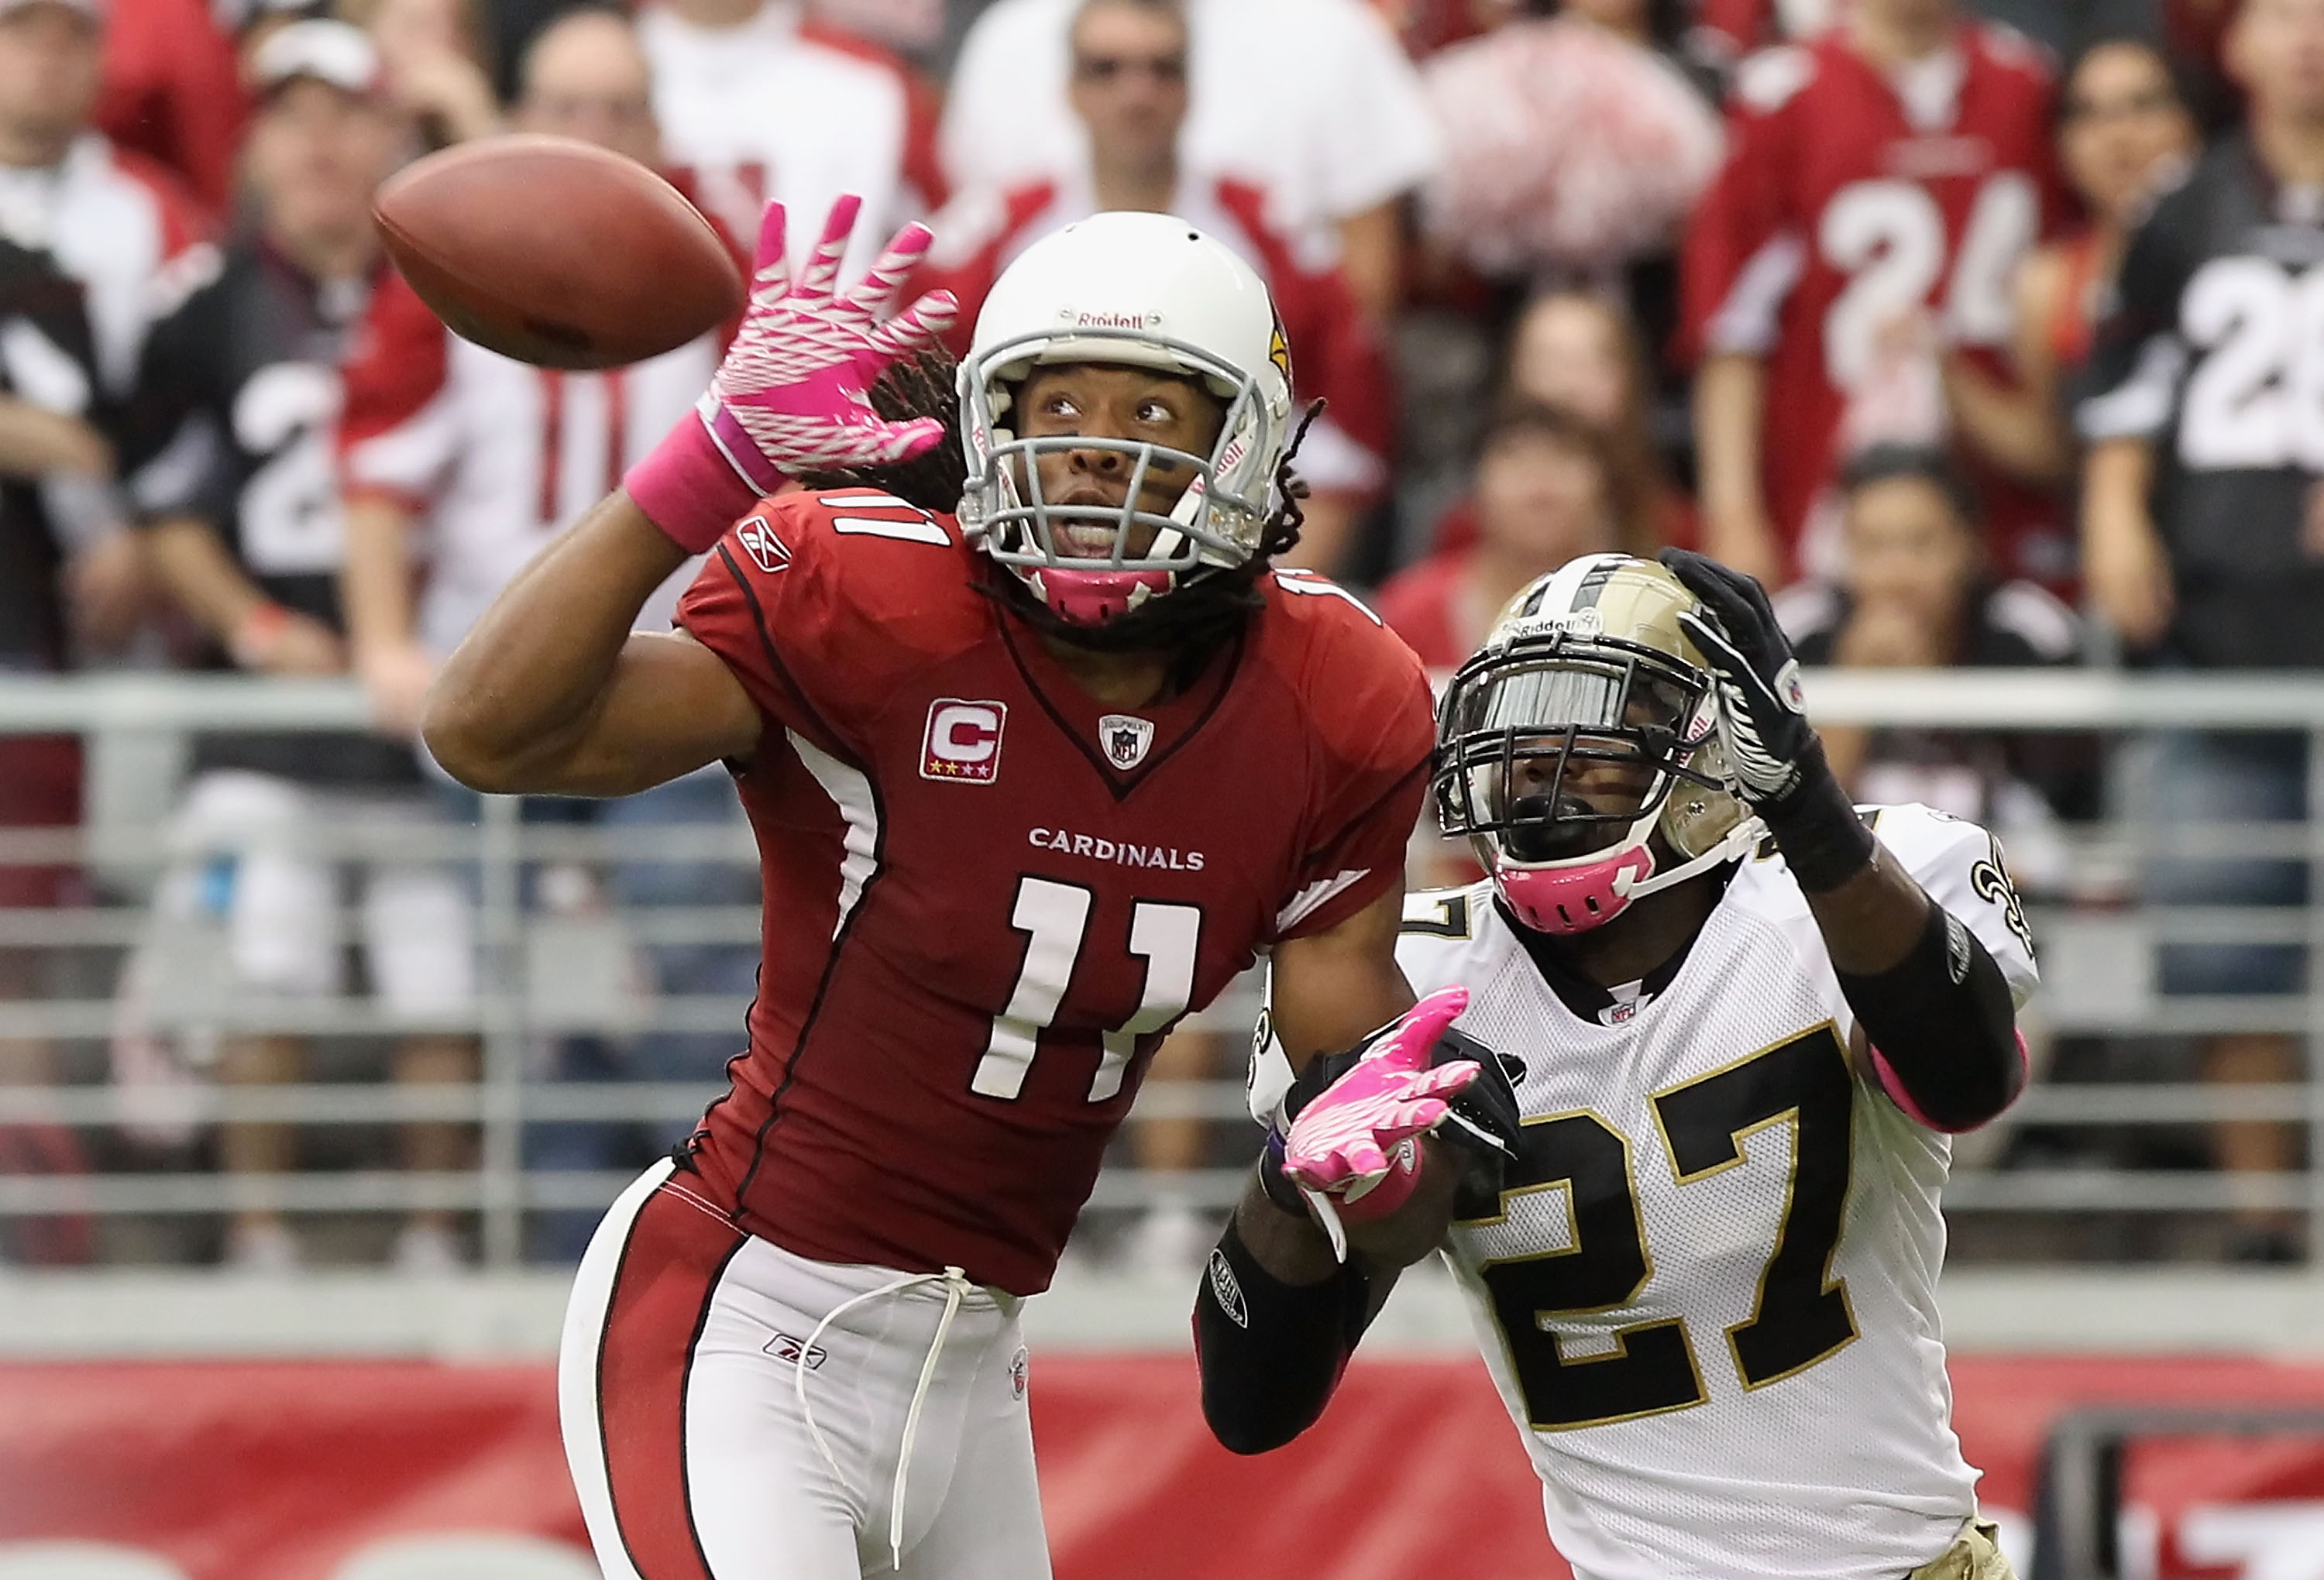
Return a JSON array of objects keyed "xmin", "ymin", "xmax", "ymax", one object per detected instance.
[{"xmin": 956, "ymin": 211, "xmax": 1297, "ymax": 626}]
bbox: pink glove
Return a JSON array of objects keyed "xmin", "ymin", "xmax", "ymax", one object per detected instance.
[
  {"xmin": 1283, "ymin": 987, "xmax": 1478, "ymax": 1222},
  {"xmin": 624, "ymin": 195, "xmax": 959, "ymax": 552}
]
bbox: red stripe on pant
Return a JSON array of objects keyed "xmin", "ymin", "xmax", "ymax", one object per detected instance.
[{"xmin": 599, "ymin": 1181, "xmax": 747, "ymax": 1579}]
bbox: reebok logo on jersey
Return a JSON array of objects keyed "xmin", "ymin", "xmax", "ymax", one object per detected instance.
[
  {"xmin": 1099, "ymin": 713, "xmax": 1154, "ymax": 769},
  {"xmin": 736, "ymin": 517, "xmax": 789, "ymax": 575},
  {"xmin": 1207, "ymin": 1249, "xmax": 1248, "ymax": 1328},
  {"xmin": 764, "ymin": 1331, "xmax": 827, "ymax": 1370},
  {"xmin": 921, "ymin": 699, "xmax": 1007, "ymax": 784}
]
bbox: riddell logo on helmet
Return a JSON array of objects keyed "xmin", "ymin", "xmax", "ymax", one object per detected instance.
[
  {"xmin": 1072, "ymin": 310, "xmax": 1157, "ymax": 329},
  {"xmin": 920, "ymin": 699, "xmax": 1007, "ymax": 784}
]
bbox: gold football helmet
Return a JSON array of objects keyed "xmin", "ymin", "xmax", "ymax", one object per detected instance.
[{"xmin": 1433, "ymin": 554, "xmax": 1755, "ymax": 933}]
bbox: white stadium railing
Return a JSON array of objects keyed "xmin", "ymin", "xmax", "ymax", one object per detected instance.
[{"xmin": 5, "ymin": 668, "xmax": 2324, "ymax": 1275}]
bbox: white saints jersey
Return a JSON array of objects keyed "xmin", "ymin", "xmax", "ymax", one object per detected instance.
[{"xmin": 1396, "ymin": 803, "xmax": 2037, "ymax": 1580}]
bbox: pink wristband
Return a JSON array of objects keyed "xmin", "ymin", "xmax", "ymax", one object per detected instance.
[
  {"xmin": 1332, "ymin": 1139, "xmax": 1425, "ymax": 1225},
  {"xmin": 623, "ymin": 408, "xmax": 771, "ymax": 555}
]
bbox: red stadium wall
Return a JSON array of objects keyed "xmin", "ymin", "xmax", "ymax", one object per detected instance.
[{"xmin": 10, "ymin": 1354, "xmax": 2324, "ymax": 1578}]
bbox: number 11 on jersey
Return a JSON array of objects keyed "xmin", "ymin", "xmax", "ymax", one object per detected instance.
[{"xmin": 972, "ymin": 875, "xmax": 1203, "ymax": 1102}]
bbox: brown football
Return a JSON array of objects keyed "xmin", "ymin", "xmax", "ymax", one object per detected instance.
[{"xmin": 373, "ymin": 135, "xmax": 744, "ymax": 371}]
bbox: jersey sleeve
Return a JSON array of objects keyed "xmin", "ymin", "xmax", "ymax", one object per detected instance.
[
  {"xmin": 335, "ymin": 270, "xmax": 456, "ymax": 510},
  {"xmin": 1875, "ymin": 802, "xmax": 2040, "ymax": 1008},
  {"xmin": 672, "ymin": 492, "xmax": 915, "ymax": 766},
  {"xmin": 2075, "ymin": 173, "xmax": 2196, "ymax": 443},
  {"xmin": 1272, "ymin": 579, "xmax": 1437, "ymax": 942},
  {"xmin": 118, "ymin": 276, "xmax": 229, "ymax": 524},
  {"xmin": 1677, "ymin": 50, "xmax": 1810, "ymax": 364}
]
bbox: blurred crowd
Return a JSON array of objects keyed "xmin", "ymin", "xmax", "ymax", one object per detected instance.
[{"xmin": 0, "ymin": 0, "xmax": 2318, "ymax": 1269}]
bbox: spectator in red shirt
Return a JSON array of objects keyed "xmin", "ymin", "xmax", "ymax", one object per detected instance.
[
  {"xmin": 1680, "ymin": 0, "xmax": 2065, "ymax": 589},
  {"xmin": 920, "ymin": 0, "xmax": 1395, "ymax": 573},
  {"xmin": 1374, "ymin": 400, "xmax": 1624, "ymax": 671},
  {"xmin": 92, "ymin": 0, "xmax": 243, "ymax": 211}
]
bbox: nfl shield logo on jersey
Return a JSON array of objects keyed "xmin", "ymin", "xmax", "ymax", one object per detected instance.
[
  {"xmin": 735, "ymin": 516, "xmax": 789, "ymax": 575},
  {"xmin": 1009, "ymin": 1346, "xmax": 1030, "ymax": 1402},
  {"xmin": 921, "ymin": 699, "xmax": 1008, "ymax": 784},
  {"xmin": 1099, "ymin": 713, "xmax": 1155, "ymax": 770}
]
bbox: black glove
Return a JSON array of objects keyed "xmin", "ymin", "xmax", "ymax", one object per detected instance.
[
  {"xmin": 1258, "ymin": 1021, "xmax": 1525, "ymax": 1221},
  {"xmin": 1659, "ymin": 548, "xmax": 1875, "ymax": 892}
]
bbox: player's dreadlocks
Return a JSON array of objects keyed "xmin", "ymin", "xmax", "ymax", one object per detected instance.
[
  {"xmin": 804, "ymin": 355, "xmax": 1325, "ymax": 689},
  {"xmin": 792, "ymin": 348, "xmax": 970, "ymax": 513}
]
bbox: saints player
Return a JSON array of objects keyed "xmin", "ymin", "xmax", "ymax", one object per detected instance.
[{"xmin": 1195, "ymin": 551, "xmax": 2035, "ymax": 1580}]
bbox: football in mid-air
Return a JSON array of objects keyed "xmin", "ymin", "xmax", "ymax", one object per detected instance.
[{"xmin": 373, "ymin": 135, "xmax": 744, "ymax": 371}]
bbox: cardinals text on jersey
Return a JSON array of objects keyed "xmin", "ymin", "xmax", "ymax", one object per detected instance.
[
  {"xmin": 671, "ymin": 486, "xmax": 1433, "ymax": 1297},
  {"xmin": 1398, "ymin": 802, "xmax": 2037, "ymax": 1580}
]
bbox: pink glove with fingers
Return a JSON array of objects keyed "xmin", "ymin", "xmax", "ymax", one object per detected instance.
[
  {"xmin": 625, "ymin": 195, "xmax": 959, "ymax": 551},
  {"xmin": 1283, "ymin": 987, "xmax": 1479, "ymax": 1225}
]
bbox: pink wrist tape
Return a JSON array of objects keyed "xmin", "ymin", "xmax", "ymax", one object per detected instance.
[
  {"xmin": 623, "ymin": 410, "xmax": 769, "ymax": 555},
  {"xmin": 1332, "ymin": 1139, "xmax": 1425, "ymax": 1225}
]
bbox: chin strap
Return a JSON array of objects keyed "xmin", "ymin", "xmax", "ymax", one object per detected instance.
[{"xmin": 1620, "ymin": 815, "xmax": 1762, "ymax": 903}]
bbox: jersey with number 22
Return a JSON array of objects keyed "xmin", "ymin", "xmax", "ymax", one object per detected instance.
[
  {"xmin": 672, "ymin": 487, "xmax": 1433, "ymax": 1297},
  {"xmin": 1399, "ymin": 803, "xmax": 2038, "ymax": 1580}
]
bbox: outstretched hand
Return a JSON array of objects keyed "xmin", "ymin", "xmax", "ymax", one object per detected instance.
[
  {"xmin": 1282, "ymin": 987, "xmax": 1479, "ymax": 1195},
  {"xmin": 1661, "ymin": 548, "xmax": 1815, "ymax": 809},
  {"xmin": 699, "ymin": 196, "xmax": 960, "ymax": 493}
]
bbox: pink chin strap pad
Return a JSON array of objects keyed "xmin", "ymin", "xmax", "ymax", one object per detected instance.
[
  {"xmin": 623, "ymin": 410, "xmax": 772, "ymax": 555},
  {"xmin": 1030, "ymin": 567, "xmax": 1175, "ymax": 625},
  {"xmin": 1495, "ymin": 844, "xmax": 1657, "ymax": 936}
]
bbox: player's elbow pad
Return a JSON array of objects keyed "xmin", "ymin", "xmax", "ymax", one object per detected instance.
[
  {"xmin": 1835, "ymin": 903, "xmax": 2023, "ymax": 1132},
  {"xmin": 1192, "ymin": 1217, "xmax": 1363, "ymax": 1455}
]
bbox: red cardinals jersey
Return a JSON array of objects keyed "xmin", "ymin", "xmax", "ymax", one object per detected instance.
[
  {"xmin": 674, "ymin": 488, "xmax": 1434, "ymax": 1294},
  {"xmin": 1680, "ymin": 25, "xmax": 2065, "ymax": 583}
]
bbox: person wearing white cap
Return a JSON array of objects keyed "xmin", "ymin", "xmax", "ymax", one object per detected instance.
[{"xmin": 111, "ymin": 18, "xmax": 480, "ymax": 1274}]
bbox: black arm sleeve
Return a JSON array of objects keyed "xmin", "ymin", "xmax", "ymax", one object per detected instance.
[
  {"xmin": 1192, "ymin": 1212, "xmax": 1379, "ymax": 1455},
  {"xmin": 1834, "ymin": 900, "xmax": 2023, "ymax": 1132}
]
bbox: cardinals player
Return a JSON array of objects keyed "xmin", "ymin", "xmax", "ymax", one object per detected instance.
[
  {"xmin": 1202, "ymin": 553, "xmax": 2035, "ymax": 1579},
  {"xmin": 1680, "ymin": 0, "xmax": 2068, "ymax": 590},
  {"xmin": 421, "ymin": 197, "xmax": 1436, "ymax": 1578}
]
